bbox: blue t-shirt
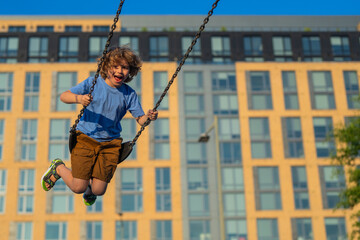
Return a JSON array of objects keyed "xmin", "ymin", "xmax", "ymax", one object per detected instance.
[{"xmin": 70, "ymin": 77, "xmax": 144, "ymax": 142}]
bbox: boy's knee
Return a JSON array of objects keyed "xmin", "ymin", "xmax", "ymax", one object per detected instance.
[
  {"xmin": 72, "ymin": 185, "xmax": 88, "ymax": 194},
  {"xmin": 92, "ymin": 188, "xmax": 106, "ymax": 196}
]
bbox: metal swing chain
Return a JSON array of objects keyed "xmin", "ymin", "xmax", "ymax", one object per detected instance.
[
  {"xmin": 129, "ymin": 0, "xmax": 220, "ymax": 147},
  {"xmin": 70, "ymin": 0, "xmax": 126, "ymax": 134}
]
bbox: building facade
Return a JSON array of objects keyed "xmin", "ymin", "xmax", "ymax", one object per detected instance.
[{"xmin": 0, "ymin": 15, "xmax": 360, "ymax": 240}]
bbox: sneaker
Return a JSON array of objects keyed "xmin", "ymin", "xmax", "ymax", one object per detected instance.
[{"xmin": 83, "ymin": 185, "xmax": 97, "ymax": 206}]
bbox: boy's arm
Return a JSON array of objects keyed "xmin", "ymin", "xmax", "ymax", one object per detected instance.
[
  {"xmin": 60, "ymin": 90, "xmax": 92, "ymax": 106},
  {"xmin": 136, "ymin": 109, "xmax": 158, "ymax": 126}
]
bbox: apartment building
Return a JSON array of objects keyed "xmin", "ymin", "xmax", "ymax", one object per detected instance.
[{"xmin": 0, "ymin": 15, "xmax": 360, "ymax": 240}]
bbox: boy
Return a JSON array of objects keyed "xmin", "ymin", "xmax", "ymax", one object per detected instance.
[{"xmin": 41, "ymin": 47, "xmax": 158, "ymax": 206}]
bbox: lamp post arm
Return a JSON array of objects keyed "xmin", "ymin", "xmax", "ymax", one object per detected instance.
[{"xmin": 204, "ymin": 123, "xmax": 215, "ymax": 136}]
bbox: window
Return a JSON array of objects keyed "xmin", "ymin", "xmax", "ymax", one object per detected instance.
[
  {"xmin": 0, "ymin": 72, "xmax": 13, "ymax": 111},
  {"xmin": 49, "ymin": 119, "xmax": 70, "ymax": 160},
  {"xmin": 244, "ymin": 36, "xmax": 263, "ymax": 62},
  {"xmin": 213, "ymin": 95, "xmax": 238, "ymax": 115},
  {"xmin": 24, "ymin": 72, "xmax": 40, "ymax": 111},
  {"xmin": 19, "ymin": 119, "xmax": 37, "ymax": 161},
  {"xmin": 211, "ymin": 36, "xmax": 231, "ymax": 63},
  {"xmin": 186, "ymin": 143, "xmax": 207, "ymax": 165},
  {"xmin": 115, "ymin": 221, "xmax": 137, "ymax": 240},
  {"xmin": 319, "ymin": 166, "xmax": 346, "ymax": 209},
  {"xmin": 189, "ymin": 220, "xmax": 211, "ymax": 240},
  {"xmin": 58, "ymin": 37, "xmax": 79, "ymax": 62},
  {"xmin": 16, "ymin": 222, "xmax": 33, "ymax": 240},
  {"xmin": 184, "ymin": 81, "xmax": 204, "ymax": 165},
  {"xmin": 212, "ymin": 72, "xmax": 239, "ymax": 116},
  {"xmin": 324, "ymin": 218, "xmax": 347, "ymax": 240},
  {"xmin": 86, "ymin": 221, "xmax": 102, "ymax": 240},
  {"xmin": 247, "ymin": 71, "xmax": 272, "ymax": 110},
  {"xmin": 54, "ymin": 72, "xmax": 77, "ymax": 111},
  {"xmin": 154, "ymin": 72, "xmax": 169, "ymax": 110},
  {"xmin": 225, "ymin": 219, "xmax": 247, "ymax": 240},
  {"xmin": 218, "ymin": 118, "xmax": 241, "ymax": 164},
  {"xmin": 182, "ymin": 36, "xmax": 202, "ymax": 63},
  {"xmin": 257, "ymin": 219, "xmax": 279, "ymax": 240},
  {"xmin": 272, "ymin": 36, "xmax": 292, "ymax": 61},
  {"xmin": 89, "ymin": 36, "xmax": 107, "ymax": 62},
  {"xmin": 149, "ymin": 36, "xmax": 169, "ymax": 61},
  {"xmin": 188, "ymin": 193, "xmax": 209, "ymax": 216},
  {"xmin": 36, "ymin": 26, "xmax": 54, "ymax": 32},
  {"xmin": 282, "ymin": 71, "xmax": 299, "ymax": 110},
  {"xmin": 52, "ymin": 179, "xmax": 74, "ymax": 213},
  {"xmin": 18, "ymin": 169, "xmax": 35, "ymax": 214},
  {"xmin": 0, "ymin": 37, "xmax": 18, "ymax": 63},
  {"xmin": 8, "ymin": 26, "xmax": 25, "ymax": 32},
  {"xmin": 291, "ymin": 166, "xmax": 309, "ymax": 209},
  {"xmin": 222, "ymin": 167, "xmax": 243, "ymax": 191},
  {"xmin": 122, "ymin": 72, "xmax": 141, "ymax": 107},
  {"xmin": 212, "ymin": 72, "xmax": 236, "ymax": 92},
  {"xmin": 28, "ymin": 37, "xmax": 48, "ymax": 62},
  {"xmin": 331, "ymin": 36, "xmax": 351, "ymax": 61},
  {"xmin": 45, "ymin": 222, "xmax": 67, "ymax": 240},
  {"xmin": 282, "ymin": 117, "xmax": 304, "ymax": 158},
  {"xmin": 219, "ymin": 118, "xmax": 240, "ymax": 140},
  {"xmin": 249, "ymin": 118, "xmax": 272, "ymax": 159},
  {"xmin": 313, "ymin": 117, "xmax": 335, "ymax": 158},
  {"xmin": 127, "ymin": 72, "xmax": 141, "ymax": 98},
  {"xmin": 155, "ymin": 220, "xmax": 172, "ymax": 240},
  {"xmin": 156, "ymin": 168, "xmax": 171, "ymax": 211},
  {"xmin": 302, "ymin": 36, "xmax": 322, "ymax": 61},
  {"xmin": 120, "ymin": 168, "xmax": 143, "ymax": 212},
  {"xmin": 185, "ymin": 95, "xmax": 204, "ymax": 115},
  {"xmin": 254, "ymin": 167, "xmax": 281, "ymax": 210},
  {"xmin": 187, "ymin": 168, "xmax": 208, "ymax": 190},
  {"xmin": 308, "ymin": 71, "xmax": 335, "ymax": 110},
  {"xmin": 119, "ymin": 36, "xmax": 139, "ymax": 54},
  {"xmin": 186, "ymin": 118, "xmax": 205, "ymax": 140},
  {"xmin": 184, "ymin": 72, "xmax": 203, "ymax": 93},
  {"xmin": 0, "ymin": 169, "xmax": 7, "ymax": 213},
  {"xmin": 153, "ymin": 119, "xmax": 170, "ymax": 160},
  {"xmin": 93, "ymin": 26, "xmax": 109, "ymax": 32},
  {"xmin": 223, "ymin": 193, "xmax": 246, "ymax": 217},
  {"xmin": 291, "ymin": 218, "xmax": 313, "ymax": 240},
  {"xmin": 120, "ymin": 118, "xmax": 137, "ymax": 160},
  {"xmin": 0, "ymin": 119, "xmax": 4, "ymax": 161},
  {"xmin": 344, "ymin": 71, "xmax": 360, "ymax": 109},
  {"xmin": 184, "ymin": 72, "xmax": 204, "ymax": 117},
  {"xmin": 65, "ymin": 26, "xmax": 81, "ymax": 32}
]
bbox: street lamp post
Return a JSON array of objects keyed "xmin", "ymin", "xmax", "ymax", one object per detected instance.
[{"xmin": 198, "ymin": 115, "xmax": 225, "ymax": 240}]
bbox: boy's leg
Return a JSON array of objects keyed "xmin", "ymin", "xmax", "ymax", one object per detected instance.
[
  {"xmin": 82, "ymin": 178, "xmax": 107, "ymax": 206},
  {"xmin": 42, "ymin": 159, "xmax": 89, "ymax": 194},
  {"xmin": 56, "ymin": 164, "xmax": 89, "ymax": 194},
  {"xmin": 90, "ymin": 178, "xmax": 108, "ymax": 196}
]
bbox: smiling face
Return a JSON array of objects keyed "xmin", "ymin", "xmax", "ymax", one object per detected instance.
[{"xmin": 105, "ymin": 59, "xmax": 130, "ymax": 88}]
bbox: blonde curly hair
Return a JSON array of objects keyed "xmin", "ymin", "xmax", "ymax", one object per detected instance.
[{"xmin": 99, "ymin": 46, "xmax": 142, "ymax": 83}]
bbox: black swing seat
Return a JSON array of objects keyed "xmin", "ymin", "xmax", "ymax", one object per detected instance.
[{"xmin": 118, "ymin": 141, "xmax": 133, "ymax": 164}]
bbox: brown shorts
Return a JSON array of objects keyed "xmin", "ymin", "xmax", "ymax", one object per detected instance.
[{"xmin": 71, "ymin": 131, "xmax": 122, "ymax": 183}]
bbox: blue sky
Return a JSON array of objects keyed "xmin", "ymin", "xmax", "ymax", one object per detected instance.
[{"xmin": 1, "ymin": 0, "xmax": 360, "ymax": 15}]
